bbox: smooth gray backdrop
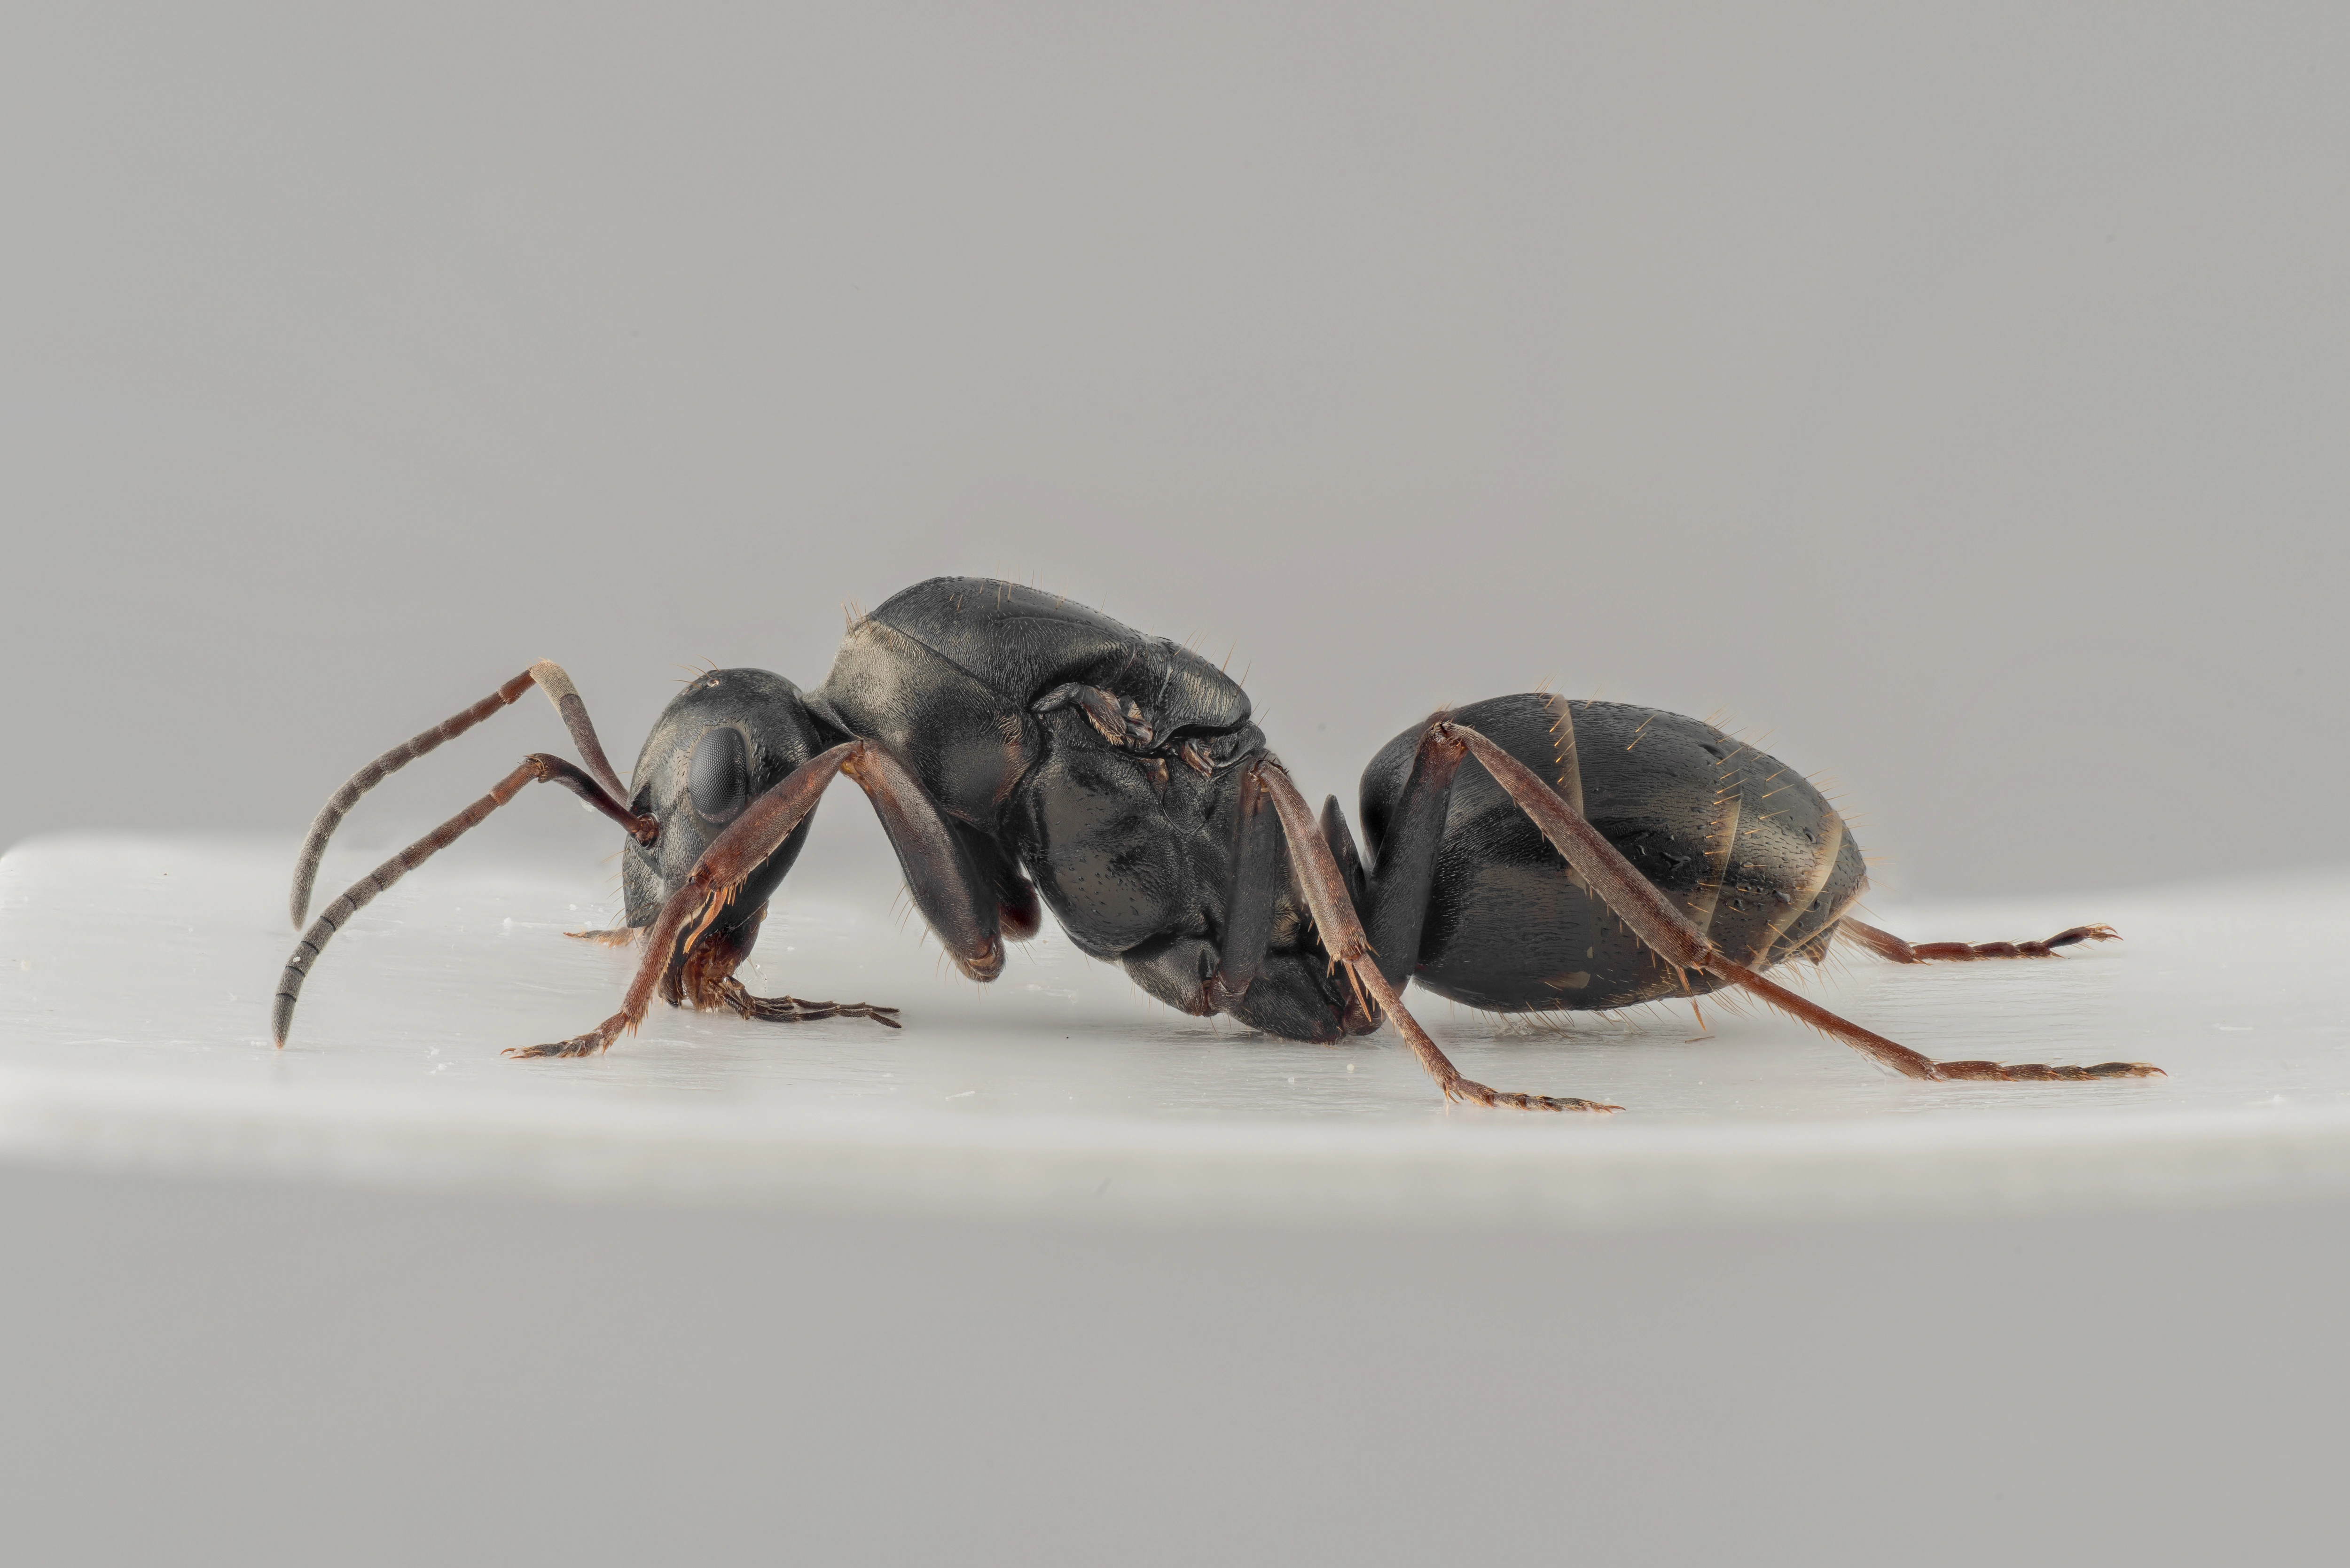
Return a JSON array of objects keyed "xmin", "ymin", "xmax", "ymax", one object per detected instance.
[{"xmin": 5, "ymin": 5, "xmax": 2343, "ymax": 892}]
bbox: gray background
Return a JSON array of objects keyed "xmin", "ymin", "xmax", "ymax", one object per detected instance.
[{"xmin": 5, "ymin": 4, "xmax": 2343, "ymax": 894}]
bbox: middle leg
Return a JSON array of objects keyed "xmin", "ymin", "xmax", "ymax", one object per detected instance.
[
  {"xmin": 1252, "ymin": 761, "xmax": 1621, "ymax": 1113},
  {"xmin": 1840, "ymin": 918, "xmax": 2120, "ymax": 964}
]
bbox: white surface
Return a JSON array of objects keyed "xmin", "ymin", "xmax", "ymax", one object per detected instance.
[
  {"xmin": 4, "ymin": 832, "xmax": 2345, "ymax": 1221},
  {"xmin": 7, "ymin": 834, "xmax": 2349, "ymax": 1568}
]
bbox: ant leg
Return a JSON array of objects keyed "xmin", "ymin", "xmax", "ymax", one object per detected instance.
[
  {"xmin": 714, "ymin": 978, "xmax": 901, "ymax": 1030},
  {"xmin": 1444, "ymin": 725, "xmax": 2164, "ymax": 1084},
  {"xmin": 1164, "ymin": 765, "xmax": 1387, "ymax": 1039},
  {"xmin": 507, "ymin": 741, "xmax": 1003, "ymax": 1060},
  {"xmin": 273, "ymin": 754, "xmax": 657, "ymax": 1048},
  {"xmin": 565, "ymin": 908, "xmax": 897, "ymax": 1023},
  {"xmin": 669, "ymin": 902, "xmax": 901, "ymax": 1030},
  {"xmin": 950, "ymin": 820, "xmax": 1042, "ymax": 941},
  {"xmin": 1840, "ymin": 918, "xmax": 2121, "ymax": 964},
  {"xmin": 1204, "ymin": 763, "xmax": 1282, "ymax": 1010},
  {"xmin": 1253, "ymin": 762, "xmax": 1621, "ymax": 1113},
  {"xmin": 1343, "ymin": 718, "xmax": 1473, "ymax": 990},
  {"xmin": 291, "ymin": 660, "xmax": 637, "ymax": 928}
]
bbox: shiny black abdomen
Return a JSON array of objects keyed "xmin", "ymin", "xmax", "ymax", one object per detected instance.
[{"xmin": 1360, "ymin": 694, "xmax": 1865, "ymax": 1013}]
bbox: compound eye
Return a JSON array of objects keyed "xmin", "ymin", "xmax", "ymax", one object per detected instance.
[{"xmin": 688, "ymin": 726, "xmax": 751, "ymax": 825}]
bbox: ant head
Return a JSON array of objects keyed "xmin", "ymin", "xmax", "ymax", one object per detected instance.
[{"xmin": 622, "ymin": 668, "xmax": 833, "ymax": 926}]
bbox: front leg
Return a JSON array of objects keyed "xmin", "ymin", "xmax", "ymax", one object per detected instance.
[
  {"xmin": 715, "ymin": 977, "xmax": 900, "ymax": 1030},
  {"xmin": 508, "ymin": 740, "xmax": 998, "ymax": 1059},
  {"xmin": 665, "ymin": 899, "xmax": 903, "ymax": 1031}
]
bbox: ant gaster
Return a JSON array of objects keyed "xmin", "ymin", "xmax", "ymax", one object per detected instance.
[{"xmin": 274, "ymin": 577, "xmax": 2161, "ymax": 1109}]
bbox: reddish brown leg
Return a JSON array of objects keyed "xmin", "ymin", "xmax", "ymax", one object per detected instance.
[
  {"xmin": 506, "ymin": 741, "xmax": 1000, "ymax": 1060},
  {"xmin": 716, "ymin": 977, "xmax": 901, "ymax": 1030},
  {"xmin": 659, "ymin": 903, "xmax": 901, "ymax": 1029},
  {"xmin": 1445, "ymin": 724, "xmax": 2163, "ymax": 1084},
  {"xmin": 1841, "ymin": 918, "xmax": 2120, "ymax": 964},
  {"xmin": 1253, "ymin": 762, "xmax": 1619, "ymax": 1113},
  {"xmin": 565, "ymin": 919, "xmax": 909, "ymax": 1018}
]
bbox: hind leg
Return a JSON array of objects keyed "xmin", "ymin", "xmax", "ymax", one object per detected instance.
[
  {"xmin": 1841, "ymin": 919, "xmax": 2119, "ymax": 964},
  {"xmin": 1441, "ymin": 723, "xmax": 2163, "ymax": 1084}
]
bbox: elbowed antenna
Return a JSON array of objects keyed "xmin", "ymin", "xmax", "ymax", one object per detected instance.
[
  {"xmin": 288, "ymin": 660, "xmax": 634, "ymax": 929},
  {"xmin": 274, "ymin": 753, "xmax": 651, "ymax": 1049}
]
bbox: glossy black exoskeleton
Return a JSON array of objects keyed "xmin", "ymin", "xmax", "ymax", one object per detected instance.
[
  {"xmin": 1350, "ymin": 695, "xmax": 1865, "ymax": 1014},
  {"xmin": 275, "ymin": 577, "xmax": 2160, "ymax": 1110}
]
